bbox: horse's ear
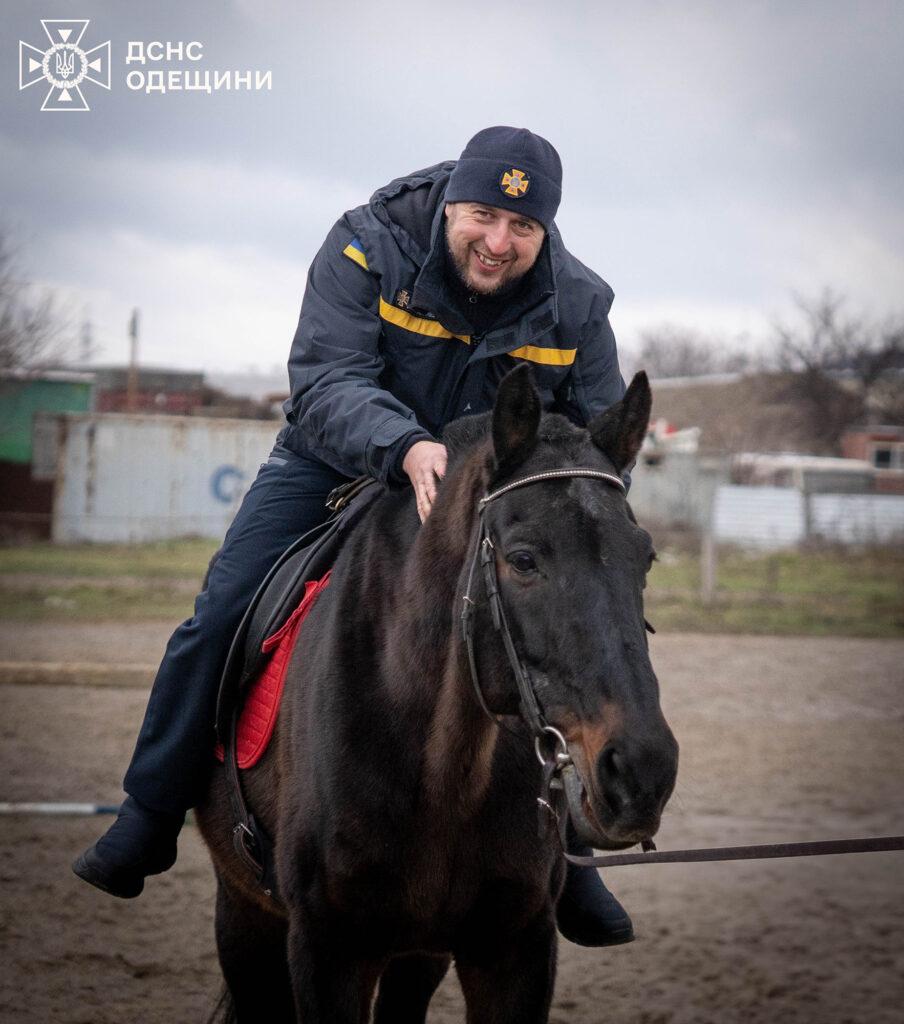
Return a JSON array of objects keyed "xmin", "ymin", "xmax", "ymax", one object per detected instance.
[
  {"xmin": 588, "ymin": 371, "xmax": 652, "ymax": 473},
  {"xmin": 492, "ymin": 363, "xmax": 542, "ymax": 475}
]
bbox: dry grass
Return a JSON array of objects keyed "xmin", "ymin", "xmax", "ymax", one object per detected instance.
[{"xmin": 1, "ymin": 539, "xmax": 901, "ymax": 637}]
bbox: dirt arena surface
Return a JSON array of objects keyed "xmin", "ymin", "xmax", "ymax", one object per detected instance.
[{"xmin": 1, "ymin": 624, "xmax": 902, "ymax": 1023}]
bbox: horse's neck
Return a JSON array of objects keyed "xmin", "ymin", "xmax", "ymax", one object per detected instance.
[
  {"xmin": 420, "ymin": 652, "xmax": 500, "ymax": 817},
  {"xmin": 386, "ymin": 447, "xmax": 500, "ymax": 816}
]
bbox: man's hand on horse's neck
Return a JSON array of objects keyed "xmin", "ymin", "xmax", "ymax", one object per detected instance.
[{"xmin": 403, "ymin": 440, "xmax": 448, "ymax": 522}]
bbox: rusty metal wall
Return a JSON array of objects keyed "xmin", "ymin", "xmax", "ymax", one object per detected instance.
[
  {"xmin": 0, "ymin": 461, "xmax": 54, "ymax": 539},
  {"xmin": 49, "ymin": 413, "xmax": 279, "ymax": 543}
]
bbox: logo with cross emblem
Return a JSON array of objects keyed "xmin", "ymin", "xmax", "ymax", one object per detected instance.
[{"xmin": 19, "ymin": 20, "xmax": 111, "ymax": 112}]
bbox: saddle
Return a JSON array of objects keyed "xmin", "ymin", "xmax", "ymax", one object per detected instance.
[
  {"xmin": 215, "ymin": 475, "xmax": 384, "ymax": 896},
  {"xmin": 214, "ymin": 475, "xmax": 383, "ymax": 744}
]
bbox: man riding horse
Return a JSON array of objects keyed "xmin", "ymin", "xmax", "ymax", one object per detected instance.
[{"xmin": 74, "ymin": 126, "xmax": 636, "ymax": 947}]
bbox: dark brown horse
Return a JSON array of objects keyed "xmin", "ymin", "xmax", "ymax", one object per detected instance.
[{"xmin": 197, "ymin": 365, "xmax": 678, "ymax": 1023}]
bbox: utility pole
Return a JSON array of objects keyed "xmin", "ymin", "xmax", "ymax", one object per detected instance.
[{"xmin": 126, "ymin": 308, "xmax": 139, "ymax": 412}]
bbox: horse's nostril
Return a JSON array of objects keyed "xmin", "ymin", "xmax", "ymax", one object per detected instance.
[
  {"xmin": 602, "ymin": 745, "xmax": 623, "ymax": 779},
  {"xmin": 599, "ymin": 744, "xmax": 625, "ymax": 816}
]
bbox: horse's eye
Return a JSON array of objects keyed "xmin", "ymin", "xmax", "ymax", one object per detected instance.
[{"xmin": 508, "ymin": 551, "xmax": 538, "ymax": 575}]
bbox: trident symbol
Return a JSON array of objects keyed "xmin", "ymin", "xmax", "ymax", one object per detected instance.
[
  {"xmin": 56, "ymin": 49, "xmax": 75, "ymax": 79},
  {"xmin": 19, "ymin": 19, "xmax": 111, "ymax": 112}
]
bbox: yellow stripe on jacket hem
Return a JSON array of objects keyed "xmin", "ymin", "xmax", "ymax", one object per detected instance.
[
  {"xmin": 379, "ymin": 297, "xmax": 470, "ymax": 343},
  {"xmin": 508, "ymin": 344, "xmax": 577, "ymax": 366},
  {"xmin": 342, "ymin": 243, "xmax": 369, "ymax": 271}
]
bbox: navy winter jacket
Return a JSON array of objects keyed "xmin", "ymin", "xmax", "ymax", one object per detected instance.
[{"xmin": 278, "ymin": 162, "xmax": 625, "ymax": 483}]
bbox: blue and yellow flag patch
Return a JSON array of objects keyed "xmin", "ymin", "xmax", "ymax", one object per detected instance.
[{"xmin": 342, "ymin": 237, "xmax": 369, "ymax": 270}]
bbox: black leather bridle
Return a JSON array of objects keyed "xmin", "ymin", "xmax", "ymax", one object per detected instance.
[{"xmin": 458, "ymin": 466, "xmax": 640, "ymax": 853}]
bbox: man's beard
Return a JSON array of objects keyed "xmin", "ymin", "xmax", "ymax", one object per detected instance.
[{"xmin": 444, "ymin": 224, "xmax": 528, "ymax": 298}]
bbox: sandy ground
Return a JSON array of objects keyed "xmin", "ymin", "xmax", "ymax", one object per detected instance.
[{"xmin": 0, "ymin": 624, "xmax": 902, "ymax": 1024}]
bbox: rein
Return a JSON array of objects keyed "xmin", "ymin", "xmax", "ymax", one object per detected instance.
[{"xmin": 459, "ymin": 466, "xmax": 904, "ymax": 869}]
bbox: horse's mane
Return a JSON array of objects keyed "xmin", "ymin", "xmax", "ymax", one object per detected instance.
[{"xmin": 441, "ymin": 412, "xmax": 492, "ymax": 461}]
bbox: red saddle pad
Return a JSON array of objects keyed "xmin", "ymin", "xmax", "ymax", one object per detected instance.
[{"xmin": 215, "ymin": 571, "xmax": 331, "ymax": 769}]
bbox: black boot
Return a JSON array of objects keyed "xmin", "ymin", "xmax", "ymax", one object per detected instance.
[
  {"xmin": 556, "ymin": 855, "xmax": 635, "ymax": 947},
  {"xmin": 72, "ymin": 796, "xmax": 183, "ymax": 899}
]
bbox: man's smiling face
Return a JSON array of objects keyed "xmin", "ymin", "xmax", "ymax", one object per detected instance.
[{"xmin": 444, "ymin": 202, "xmax": 545, "ymax": 295}]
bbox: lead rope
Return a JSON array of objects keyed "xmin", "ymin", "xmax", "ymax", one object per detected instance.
[{"xmin": 561, "ymin": 834, "xmax": 904, "ymax": 867}]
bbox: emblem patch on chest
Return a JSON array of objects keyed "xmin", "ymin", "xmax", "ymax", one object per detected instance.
[{"xmin": 395, "ymin": 289, "xmax": 410, "ymax": 309}]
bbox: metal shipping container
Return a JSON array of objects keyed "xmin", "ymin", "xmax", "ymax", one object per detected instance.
[
  {"xmin": 0, "ymin": 371, "xmax": 94, "ymax": 464},
  {"xmin": 43, "ymin": 413, "xmax": 279, "ymax": 543}
]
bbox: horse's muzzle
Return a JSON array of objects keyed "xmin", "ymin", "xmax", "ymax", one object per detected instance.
[{"xmin": 568, "ymin": 724, "xmax": 678, "ymax": 848}]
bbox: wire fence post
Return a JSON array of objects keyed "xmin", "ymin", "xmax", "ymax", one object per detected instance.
[
  {"xmin": 700, "ymin": 528, "xmax": 717, "ymax": 604},
  {"xmin": 700, "ymin": 489, "xmax": 718, "ymax": 604}
]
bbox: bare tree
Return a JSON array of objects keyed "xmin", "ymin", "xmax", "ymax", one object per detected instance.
[
  {"xmin": 846, "ymin": 317, "xmax": 904, "ymax": 424},
  {"xmin": 771, "ymin": 290, "xmax": 904, "ymax": 451},
  {"xmin": 636, "ymin": 325, "xmax": 752, "ymax": 379},
  {"xmin": 0, "ymin": 231, "xmax": 68, "ymax": 371}
]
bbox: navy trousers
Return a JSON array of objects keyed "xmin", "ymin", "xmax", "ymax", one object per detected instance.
[{"xmin": 123, "ymin": 444, "xmax": 350, "ymax": 814}]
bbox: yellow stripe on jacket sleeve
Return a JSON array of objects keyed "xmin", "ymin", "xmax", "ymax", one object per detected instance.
[
  {"xmin": 342, "ymin": 241, "xmax": 369, "ymax": 271},
  {"xmin": 379, "ymin": 297, "xmax": 470, "ymax": 344},
  {"xmin": 508, "ymin": 344, "xmax": 577, "ymax": 366}
]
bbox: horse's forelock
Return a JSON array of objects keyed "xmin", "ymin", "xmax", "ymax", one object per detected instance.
[{"xmin": 443, "ymin": 410, "xmax": 585, "ymax": 473}]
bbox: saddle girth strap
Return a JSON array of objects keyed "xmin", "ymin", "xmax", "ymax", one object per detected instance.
[{"xmin": 224, "ymin": 705, "xmax": 281, "ymax": 900}]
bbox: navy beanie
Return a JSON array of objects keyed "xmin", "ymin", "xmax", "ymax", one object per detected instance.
[{"xmin": 444, "ymin": 126, "xmax": 563, "ymax": 230}]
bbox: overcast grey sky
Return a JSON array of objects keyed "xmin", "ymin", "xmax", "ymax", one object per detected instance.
[{"xmin": 3, "ymin": 0, "xmax": 902, "ymax": 375}]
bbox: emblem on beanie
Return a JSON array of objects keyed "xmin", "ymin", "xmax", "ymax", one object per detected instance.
[{"xmin": 500, "ymin": 168, "xmax": 530, "ymax": 198}]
